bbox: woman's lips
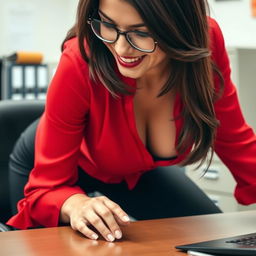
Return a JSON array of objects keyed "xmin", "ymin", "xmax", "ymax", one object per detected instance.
[{"xmin": 116, "ymin": 55, "xmax": 145, "ymax": 68}]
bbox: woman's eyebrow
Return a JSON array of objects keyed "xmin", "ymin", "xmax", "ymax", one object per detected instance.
[{"xmin": 98, "ymin": 9, "xmax": 146, "ymax": 28}]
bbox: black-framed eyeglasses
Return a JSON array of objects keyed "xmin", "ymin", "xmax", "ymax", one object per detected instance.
[{"xmin": 88, "ymin": 18, "xmax": 157, "ymax": 53}]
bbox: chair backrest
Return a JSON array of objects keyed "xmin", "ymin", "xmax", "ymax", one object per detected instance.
[{"xmin": 0, "ymin": 100, "xmax": 44, "ymax": 223}]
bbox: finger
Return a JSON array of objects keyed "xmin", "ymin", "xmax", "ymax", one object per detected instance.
[
  {"xmin": 85, "ymin": 210, "xmax": 116, "ymax": 242},
  {"xmin": 93, "ymin": 203, "xmax": 123, "ymax": 240},
  {"xmin": 103, "ymin": 198, "xmax": 130, "ymax": 224},
  {"xmin": 71, "ymin": 219, "xmax": 99, "ymax": 240},
  {"xmin": 115, "ymin": 215, "xmax": 131, "ymax": 226}
]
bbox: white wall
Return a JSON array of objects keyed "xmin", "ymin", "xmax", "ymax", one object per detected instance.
[
  {"xmin": 0, "ymin": 0, "xmax": 78, "ymax": 63},
  {"xmin": 208, "ymin": 0, "xmax": 256, "ymax": 48}
]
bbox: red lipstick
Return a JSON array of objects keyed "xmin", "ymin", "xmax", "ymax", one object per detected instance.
[{"xmin": 116, "ymin": 55, "xmax": 145, "ymax": 68}]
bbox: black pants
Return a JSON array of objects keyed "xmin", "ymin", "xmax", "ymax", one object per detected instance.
[{"xmin": 9, "ymin": 119, "xmax": 221, "ymax": 220}]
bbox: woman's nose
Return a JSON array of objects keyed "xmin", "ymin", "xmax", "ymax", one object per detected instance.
[{"xmin": 113, "ymin": 34, "xmax": 133, "ymax": 56}]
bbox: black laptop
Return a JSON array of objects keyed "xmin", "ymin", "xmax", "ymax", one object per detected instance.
[{"xmin": 175, "ymin": 232, "xmax": 256, "ymax": 255}]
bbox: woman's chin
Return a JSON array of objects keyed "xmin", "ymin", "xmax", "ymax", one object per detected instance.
[{"xmin": 117, "ymin": 65, "xmax": 143, "ymax": 79}]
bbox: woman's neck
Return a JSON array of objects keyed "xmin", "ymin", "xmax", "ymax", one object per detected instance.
[{"xmin": 136, "ymin": 62, "xmax": 171, "ymax": 93}]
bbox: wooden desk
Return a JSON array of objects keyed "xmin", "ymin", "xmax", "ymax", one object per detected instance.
[{"xmin": 1, "ymin": 210, "xmax": 256, "ymax": 256}]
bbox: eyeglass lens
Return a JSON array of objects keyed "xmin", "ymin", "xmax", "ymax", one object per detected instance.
[{"xmin": 91, "ymin": 19, "xmax": 155, "ymax": 52}]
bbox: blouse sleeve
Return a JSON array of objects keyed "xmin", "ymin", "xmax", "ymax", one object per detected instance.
[
  {"xmin": 7, "ymin": 41, "xmax": 90, "ymax": 229},
  {"xmin": 211, "ymin": 19, "xmax": 256, "ymax": 205}
]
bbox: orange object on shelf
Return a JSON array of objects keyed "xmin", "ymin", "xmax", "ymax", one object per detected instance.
[
  {"xmin": 7, "ymin": 51, "xmax": 43, "ymax": 64},
  {"xmin": 252, "ymin": 0, "xmax": 256, "ymax": 17}
]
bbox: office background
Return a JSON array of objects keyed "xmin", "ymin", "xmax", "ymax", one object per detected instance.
[
  {"xmin": 0, "ymin": 0, "xmax": 256, "ymax": 212},
  {"xmin": 1, "ymin": 0, "xmax": 256, "ymax": 63}
]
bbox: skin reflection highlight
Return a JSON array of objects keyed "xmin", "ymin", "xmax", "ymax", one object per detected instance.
[{"xmin": 66, "ymin": 230, "xmax": 123, "ymax": 256}]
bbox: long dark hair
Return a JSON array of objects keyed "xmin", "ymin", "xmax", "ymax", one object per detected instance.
[{"xmin": 62, "ymin": 0, "xmax": 223, "ymax": 167}]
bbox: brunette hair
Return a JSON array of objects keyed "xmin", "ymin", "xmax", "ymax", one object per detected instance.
[{"xmin": 62, "ymin": 0, "xmax": 223, "ymax": 168}]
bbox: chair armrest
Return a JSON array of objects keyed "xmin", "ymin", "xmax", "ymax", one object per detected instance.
[{"xmin": 0, "ymin": 222, "xmax": 12, "ymax": 232}]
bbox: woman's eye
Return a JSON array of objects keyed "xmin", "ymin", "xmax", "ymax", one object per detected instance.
[
  {"xmin": 102, "ymin": 21, "xmax": 115, "ymax": 29},
  {"xmin": 134, "ymin": 31, "xmax": 150, "ymax": 38},
  {"xmin": 99, "ymin": 18, "xmax": 114, "ymax": 27}
]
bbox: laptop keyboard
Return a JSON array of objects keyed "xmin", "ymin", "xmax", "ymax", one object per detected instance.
[
  {"xmin": 226, "ymin": 235, "xmax": 256, "ymax": 246},
  {"xmin": 176, "ymin": 232, "xmax": 256, "ymax": 255}
]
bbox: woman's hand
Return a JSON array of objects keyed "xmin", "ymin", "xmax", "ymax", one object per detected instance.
[{"xmin": 60, "ymin": 194, "xmax": 130, "ymax": 242}]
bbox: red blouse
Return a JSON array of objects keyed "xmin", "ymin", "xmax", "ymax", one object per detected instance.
[{"xmin": 7, "ymin": 18, "xmax": 256, "ymax": 229}]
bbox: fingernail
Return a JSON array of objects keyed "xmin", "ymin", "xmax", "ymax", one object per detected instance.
[
  {"xmin": 115, "ymin": 230, "xmax": 122, "ymax": 239},
  {"xmin": 122, "ymin": 215, "xmax": 130, "ymax": 222},
  {"xmin": 91, "ymin": 234, "xmax": 98, "ymax": 240},
  {"xmin": 107, "ymin": 234, "xmax": 115, "ymax": 242}
]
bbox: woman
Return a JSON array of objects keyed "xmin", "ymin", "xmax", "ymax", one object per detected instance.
[{"xmin": 7, "ymin": 0, "xmax": 256, "ymax": 242}]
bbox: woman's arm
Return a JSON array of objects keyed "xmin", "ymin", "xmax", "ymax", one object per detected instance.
[
  {"xmin": 210, "ymin": 19, "xmax": 256, "ymax": 205},
  {"xmin": 7, "ymin": 41, "xmax": 90, "ymax": 229}
]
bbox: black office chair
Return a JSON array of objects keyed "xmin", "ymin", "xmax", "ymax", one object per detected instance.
[{"xmin": 0, "ymin": 100, "xmax": 45, "ymax": 231}]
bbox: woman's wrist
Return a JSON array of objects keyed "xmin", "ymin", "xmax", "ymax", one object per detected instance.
[{"xmin": 60, "ymin": 193, "xmax": 88, "ymax": 223}]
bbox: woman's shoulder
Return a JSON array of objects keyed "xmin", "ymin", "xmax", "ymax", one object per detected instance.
[
  {"xmin": 208, "ymin": 17, "xmax": 226, "ymax": 62},
  {"xmin": 62, "ymin": 37, "xmax": 88, "ymax": 67},
  {"xmin": 208, "ymin": 17, "xmax": 224, "ymax": 42}
]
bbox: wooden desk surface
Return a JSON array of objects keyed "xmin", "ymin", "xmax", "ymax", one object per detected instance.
[{"xmin": 1, "ymin": 210, "xmax": 256, "ymax": 256}]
